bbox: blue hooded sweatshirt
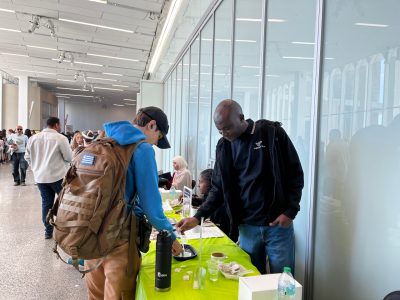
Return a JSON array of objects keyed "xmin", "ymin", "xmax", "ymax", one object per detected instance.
[{"xmin": 104, "ymin": 120, "xmax": 176, "ymax": 240}]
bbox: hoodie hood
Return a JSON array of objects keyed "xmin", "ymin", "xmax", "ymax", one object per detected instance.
[{"xmin": 103, "ymin": 120, "xmax": 146, "ymax": 146}]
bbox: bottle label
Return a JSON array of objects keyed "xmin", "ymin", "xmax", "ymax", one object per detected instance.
[{"xmin": 157, "ymin": 272, "xmax": 168, "ymax": 278}]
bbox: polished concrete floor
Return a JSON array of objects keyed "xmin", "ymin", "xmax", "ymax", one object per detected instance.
[{"xmin": 0, "ymin": 162, "xmax": 87, "ymax": 300}]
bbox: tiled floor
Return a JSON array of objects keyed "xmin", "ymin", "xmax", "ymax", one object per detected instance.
[{"xmin": 0, "ymin": 163, "xmax": 87, "ymax": 300}]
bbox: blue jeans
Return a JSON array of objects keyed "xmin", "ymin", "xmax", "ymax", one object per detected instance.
[
  {"xmin": 37, "ymin": 180, "xmax": 63, "ymax": 235},
  {"xmin": 11, "ymin": 152, "xmax": 28, "ymax": 183},
  {"xmin": 239, "ymin": 223, "xmax": 295, "ymax": 274}
]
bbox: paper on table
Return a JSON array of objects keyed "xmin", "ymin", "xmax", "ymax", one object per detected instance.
[{"xmin": 178, "ymin": 226, "xmax": 224, "ymax": 239}]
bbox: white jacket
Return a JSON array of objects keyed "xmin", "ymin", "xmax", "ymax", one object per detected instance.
[{"xmin": 25, "ymin": 128, "xmax": 73, "ymax": 183}]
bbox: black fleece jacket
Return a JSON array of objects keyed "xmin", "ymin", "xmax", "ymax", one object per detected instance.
[{"xmin": 194, "ymin": 119, "xmax": 304, "ymax": 237}]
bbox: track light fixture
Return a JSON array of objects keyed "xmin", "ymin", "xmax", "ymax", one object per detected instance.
[
  {"xmin": 57, "ymin": 51, "xmax": 66, "ymax": 63},
  {"xmin": 69, "ymin": 53, "xmax": 75, "ymax": 66},
  {"xmin": 28, "ymin": 15, "xmax": 40, "ymax": 33},
  {"xmin": 91, "ymin": 84, "xmax": 95, "ymax": 93},
  {"xmin": 46, "ymin": 19, "xmax": 56, "ymax": 38},
  {"xmin": 74, "ymin": 71, "xmax": 79, "ymax": 81}
]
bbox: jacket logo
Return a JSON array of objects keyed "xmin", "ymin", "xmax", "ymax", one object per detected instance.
[{"xmin": 254, "ymin": 140, "xmax": 266, "ymax": 150}]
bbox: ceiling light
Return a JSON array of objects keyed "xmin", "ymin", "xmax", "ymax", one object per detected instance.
[
  {"xmin": 56, "ymin": 96, "xmax": 70, "ymax": 98},
  {"xmin": 240, "ymin": 65, "xmax": 260, "ymax": 69},
  {"xmin": 28, "ymin": 15, "xmax": 41, "ymax": 33},
  {"xmin": 112, "ymin": 84, "xmax": 129, "ymax": 87},
  {"xmin": 354, "ymin": 22, "xmax": 389, "ymax": 28},
  {"xmin": 74, "ymin": 71, "xmax": 79, "ymax": 80},
  {"xmin": 0, "ymin": 8, "xmax": 15, "ymax": 13},
  {"xmin": 46, "ymin": 19, "xmax": 56, "ymax": 38},
  {"xmin": 113, "ymin": 104, "xmax": 125, "ymax": 107},
  {"xmin": 268, "ymin": 19, "xmax": 286, "ymax": 23},
  {"xmin": 27, "ymin": 45, "xmax": 57, "ymax": 51},
  {"xmin": 282, "ymin": 56, "xmax": 314, "ymax": 60},
  {"xmin": 0, "ymin": 27, "xmax": 21, "ymax": 32},
  {"xmin": 148, "ymin": 0, "xmax": 184, "ymax": 73},
  {"xmin": 59, "ymin": 18, "xmax": 134, "ymax": 33},
  {"xmin": 91, "ymin": 85, "xmax": 95, "ymax": 92},
  {"xmin": 93, "ymin": 86, "xmax": 124, "ymax": 91},
  {"xmin": 76, "ymin": 61, "xmax": 102, "ymax": 66},
  {"xmin": 88, "ymin": 0, "xmax": 107, "ymax": 3},
  {"xmin": 87, "ymin": 77, "xmax": 117, "ymax": 82},
  {"xmin": 236, "ymin": 18, "xmax": 262, "ymax": 22},
  {"xmin": 12, "ymin": 69, "xmax": 55, "ymax": 75},
  {"xmin": 55, "ymin": 93, "xmax": 94, "ymax": 98},
  {"xmin": 102, "ymin": 72, "xmax": 123, "ymax": 76},
  {"xmin": 236, "ymin": 39, "xmax": 257, "ymax": 43},
  {"xmin": 56, "ymin": 87, "xmax": 89, "ymax": 91},
  {"xmin": 82, "ymin": 72, "xmax": 87, "ymax": 82},
  {"xmin": 291, "ymin": 41, "xmax": 315, "ymax": 45},
  {"xmin": 124, "ymin": 103, "xmax": 136, "ymax": 106},
  {"xmin": 123, "ymin": 99, "xmax": 136, "ymax": 101},
  {"xmin": 87, "ymin": 53, "xmax": 139, "ymax": 62},
  {"xmin": 266, "ymin": 74, "xmax": 280, "ymax": 78},
  {"xmin": 1, "ymin": 52, "xmax": 28, "ymax": 57},
  {"xmin": 235, "ymin": 86, "xmax": 259, "ymax": 89},
  {"xmin": 57, "ymin": 79, "xmax": 75, "ymax": 82}
]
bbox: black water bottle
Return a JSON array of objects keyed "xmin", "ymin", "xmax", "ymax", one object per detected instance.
[{"xmin": 155, "ymin": 230, "xmax": 172, "ymax": 292}]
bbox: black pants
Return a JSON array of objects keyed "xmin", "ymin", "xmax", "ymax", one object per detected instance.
[{"xmin": 11, "ymin": 152, "xmax": 27, "ymax": 183}]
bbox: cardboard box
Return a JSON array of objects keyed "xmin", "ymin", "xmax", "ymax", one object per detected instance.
[{"xmin": 238, "ymin": 274, "xmax": 302, "ymax": 300}]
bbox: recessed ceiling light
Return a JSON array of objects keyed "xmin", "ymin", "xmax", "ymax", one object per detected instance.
[
  {"xmin": 123, "ymin": 99, "xmax": 136, "ymax": 101},
  {"xmin": 102, "ymin": 72, "xmax": 123, "ymax": 76},
  {"xmin": 113, "ymin": 104, "xmax": 125, "ymax": 106},
  {"xmin": 0, "ymin": 27, "xmax": 21, "ymax": 32},
  {"xmin": 57, "ymin": 79, "xmax": 75, "ymax": 82},
  {"xmin": 87, "ymin": 77, "xmax": 117, "ymax": 82},
  {"xmin": 236, "ymin": 18, "xmax": 262, "ymax": 22},
  {"xmin": 0, "ymin": 8, "xmax": 15, "ymax": 13},
  {"xmin": 55, "ymin": 93, "xmax": 94, "ymax": 98},
  {"xmin": 291, "ymin": 41, "xmax": 315, "ymax": 45},
  {"xmin": 87, "ymin": 53, "xmax": 139, "ymax": 62},
  {"xmin": 354, "ymin": 22, "xmax": 389, "ymax": 28},
  {"xmin": 1, "ymin": 52, "xmax": 28, "ymax": 57},
  {"xmin": 59, "ymin": 18, "xmax": 134, "ymax": 33},
  {"xmin": 112, "ymin": 84, "xmax": 129, "ymax": 87},
  {"xmin": 12, "ymin": 69, "xmax": 55, "ymax": 75},
  {"xmin": 27, "ymin": 45, "xmax": 57, "ymax": 51},
  {"xmin": 56, "ymin": 87, "xmax": 89, "ymax": 91},
  {"xmin": 93, "ymin": 86, "xmax": 124, "ymax": 91}
]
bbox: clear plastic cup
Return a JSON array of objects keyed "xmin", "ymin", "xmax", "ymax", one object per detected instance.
[{"xmin": 207, "ymin": 260, "xmax": 219, "ymax": 282}]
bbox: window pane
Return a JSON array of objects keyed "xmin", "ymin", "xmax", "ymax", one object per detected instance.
[
  {"xmin": 197, "ymin": 17, "xmax": 214, "ymax": 178},
  {"xmin": 232, "ymin": 0, "xmax": 263, "ymax": 119},
  {"xmin": 187, "ymin": 39, "xmax": 200, "ymax": 176},
  {"xmin": 210, "ymin": 0, "xmax": 233, "ymax": 160}
]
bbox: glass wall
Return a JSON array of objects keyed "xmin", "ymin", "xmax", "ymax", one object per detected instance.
[
  {"xmin": 313, "ymin": 0, "xmax": 400, "ymax": 299},
  {"xmin": 263, "ymin": 0, "xmax": 317, "ymax": 286},
  {"xmin": 158, "ymin": 0, "xmax": 400, "ymax": 299}
]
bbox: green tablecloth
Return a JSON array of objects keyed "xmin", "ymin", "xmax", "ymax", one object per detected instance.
[{"xmin": 135, "ymin": 229, "xmax": 260, "ymax": 299}]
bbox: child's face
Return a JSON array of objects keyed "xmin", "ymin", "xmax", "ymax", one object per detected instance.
[{"xmin": 198, "ymin": 176, "xmax": 209, "ymax": 195}]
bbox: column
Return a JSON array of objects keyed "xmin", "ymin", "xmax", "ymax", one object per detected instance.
[
  {"xmin": 18, "ymin": 75, "xmax": 29, "ymax": 128},
  {"xmin": 58, "ymin": 98, "xmax": 66, "ymax": 132}
]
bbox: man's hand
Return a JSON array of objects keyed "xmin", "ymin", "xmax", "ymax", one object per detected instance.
[
  {"xmin": 175, "ymin": 217, "xmax": 199, "ymax": 234},
  {"xmin": 269, "ymin": 214, "xmax": 293, "ymax": 228},
  {"xmin": 172, "ymin": 240, "xmax": 183, "ymax": 256}
]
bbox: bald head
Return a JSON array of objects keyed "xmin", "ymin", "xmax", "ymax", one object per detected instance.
[{"xmin": 214, "ymin": 99, "xmax": 248, "ymax": 141}]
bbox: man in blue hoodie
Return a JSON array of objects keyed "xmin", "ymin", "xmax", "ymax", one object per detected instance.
[{"xmin": 85, "ymin": 107, "xmax": 182, "ymax": 300}]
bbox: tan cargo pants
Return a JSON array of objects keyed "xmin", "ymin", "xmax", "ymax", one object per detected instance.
[{"xmin": 85, "ymin": 241, "xmax": 141, "ymax": 300}]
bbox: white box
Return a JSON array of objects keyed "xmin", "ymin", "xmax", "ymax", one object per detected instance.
[{"xmin": 238, "ymin": 274, "xmax": 302, "ymax": 300}]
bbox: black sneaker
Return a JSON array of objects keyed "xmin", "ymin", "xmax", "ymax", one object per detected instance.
[
  {"xmin": 45, "ymin": 233, "xmax": 52, "ymax": 239},
  {"xmin": 14, "ymin": 182, "xmax": 20, "ymax": 186}
]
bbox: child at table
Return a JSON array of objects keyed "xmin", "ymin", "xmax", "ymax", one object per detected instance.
[{"xmin": 193, "ymin": 169, "xmax": 238, "ymax": 242}]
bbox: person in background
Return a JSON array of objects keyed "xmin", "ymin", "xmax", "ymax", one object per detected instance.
[
  {"xmin": 0, "ymin": 132, "xmax": 6, "ymax": 164},
  {"xmin": 85, "ymin": 107, "xmax": 182, "ymax": 299},
  {"xmin": 24, "ymin": 117, "xmax": 72, "ymax": 239},
  {"xmin": 177, "ymin": 99, "xmax": 304, "ymax": 275},
  {"xmin": 7, "ymin": 125, "xmax": 29, "ymax": 186},
  {"xmin": 24, "ymin": 129, "xmax": 32, "ymax": 139},
  {"xmin": 171, "ymin": 155, "xmax": 192, "ymax": 191},
  {"xmin": 70, "ymin": 131, "xmax": 84, "ymax": 151},
  {"xmin": 193, "ymin": 168, "xmax": 238, "ymax": 241},
  {"xmin": 81, "ymin": 130, "xmax": 95, "ymax": 146}
]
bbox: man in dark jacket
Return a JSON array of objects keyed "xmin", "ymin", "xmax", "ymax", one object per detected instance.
[{"xmin": 176, "ymin": 99, "xmax": 304, "ymax": 274}]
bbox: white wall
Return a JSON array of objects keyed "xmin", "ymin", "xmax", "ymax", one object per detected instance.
[{"xmin": 64, "ymin": 101, "xmax": 136, "ymax": 131}]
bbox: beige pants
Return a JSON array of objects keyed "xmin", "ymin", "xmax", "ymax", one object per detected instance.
[{"xmin": 85, "ymin": 242, "xmax": 141, "ymax": 300}]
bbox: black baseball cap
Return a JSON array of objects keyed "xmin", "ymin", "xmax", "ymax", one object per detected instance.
[{"xmin": 138, "ymin": 106, "xmax": 170, "ymax": 149}]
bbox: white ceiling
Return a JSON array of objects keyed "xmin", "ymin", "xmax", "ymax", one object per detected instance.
[{"xmin": 0, "ymin": 0, "xmax": 166, "ymax": 106}]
